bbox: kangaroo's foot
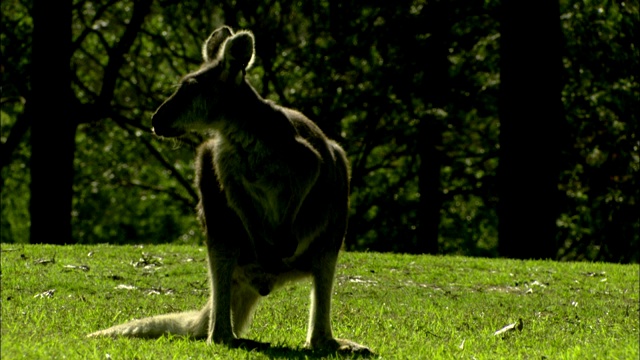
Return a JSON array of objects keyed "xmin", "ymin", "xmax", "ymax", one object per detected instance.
[
  {"xmin": 208, "ymin": 333, "xmax": 270, "ymax": 351},
  {"xmin": 306, "ymin": 337, "xmax": 374, "ymax": 356},
  {"xmin": 209, "ymin": 336, "xmax": 270, "ymax": 350}
]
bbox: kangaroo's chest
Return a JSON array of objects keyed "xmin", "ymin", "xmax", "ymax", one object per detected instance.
[{"xmin": 214, "ymin": 138, "xmax": 295, "ymax": 224}]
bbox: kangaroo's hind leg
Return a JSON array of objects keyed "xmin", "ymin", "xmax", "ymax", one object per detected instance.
[{"xmin": 305, "ymin": 243, "xmax": 371, "ymax": 354}]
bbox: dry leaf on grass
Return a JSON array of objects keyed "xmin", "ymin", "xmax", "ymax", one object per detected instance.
[{"xmin": 493, "ymin": 318, "xmax": 524, "ymax": 336}]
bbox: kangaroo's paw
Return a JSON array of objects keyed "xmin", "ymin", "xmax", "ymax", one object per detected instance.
[
  {"xmin": 335, "ymin": 338, "xmax": 373, "ymax": 355},
  {"xmin": 306, "ymin": 337, "xmax": 374, "ymax": 356}
]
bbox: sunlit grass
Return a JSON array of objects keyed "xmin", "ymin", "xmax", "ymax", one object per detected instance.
[{"xmin": 1, "ymin": 244, "xmax": 638, "ymax": 359}]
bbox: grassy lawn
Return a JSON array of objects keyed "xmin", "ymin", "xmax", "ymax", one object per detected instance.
[{"xmin": 1, "ymin": 244, "xmax": 638, "ymax": 359}]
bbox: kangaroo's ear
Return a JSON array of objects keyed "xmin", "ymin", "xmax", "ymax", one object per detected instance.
[
  {"xmin": 222, "ymin": 30, "xmax": 255, "ymax": 72},
  {"xmin": 202, "ymin": 26, "xmax": 234, "ymax": 62}
]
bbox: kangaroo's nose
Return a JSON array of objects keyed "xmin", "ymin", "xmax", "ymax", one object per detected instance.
[{"xmin": 151, "ymin": 123, "xmax": 185, "ymax": 138}]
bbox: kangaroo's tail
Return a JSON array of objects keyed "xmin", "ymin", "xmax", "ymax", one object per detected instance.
[{"xmin": 87, "ymin": 305, "xmax": 210, "ymax": 339}]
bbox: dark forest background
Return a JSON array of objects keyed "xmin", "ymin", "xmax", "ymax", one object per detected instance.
[{"xmin": 1, "ymin": 0, "xmax": 638, "ymax": 262}]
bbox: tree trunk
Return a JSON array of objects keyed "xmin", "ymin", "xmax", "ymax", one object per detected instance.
[
  {"xmin": 498, "ymin": 1, "xmax": 564, "ymax": 259},
  {"xmin": 416, "ymin": 0, "xmax": 449, "ymax": 255},
  {"xmin": 418, "ymin": 118, "xmax": 443, "ymax": 255},
  {"xmin": 29, "ymin": 0, "xmax": 76, "ymax": 244}
]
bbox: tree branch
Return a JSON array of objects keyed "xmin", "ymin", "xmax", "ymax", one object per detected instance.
[
  {"xmin": 110, "ymin": 115, "xmax": 199, "ymax": 205},
  {"xmin": 98, "ymin": 0, "xmax": 152, "ymax": 109},
  {"xmin": 116, "ymin": 179, "xmax": 195, "ymax": 211},
  {"xmin": 71, "ymin": 0, "xmax": 120, "ymax": 54}
]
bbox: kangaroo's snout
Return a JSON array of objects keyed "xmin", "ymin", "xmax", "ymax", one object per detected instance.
[{"xmin": 151, "ymin": 109, "xmax": 185, "ymax": 138}]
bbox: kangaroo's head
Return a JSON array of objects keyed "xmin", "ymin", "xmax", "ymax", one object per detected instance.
[{"xmin": 151, "ymin": 26, "xmax": 256, "ymax": 137}]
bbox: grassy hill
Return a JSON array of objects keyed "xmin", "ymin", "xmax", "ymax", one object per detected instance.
[{"xmin": 1, "ymin": 244, "xmax": 638, "ymax": 359}]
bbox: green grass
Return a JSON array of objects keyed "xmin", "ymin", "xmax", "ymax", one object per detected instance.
[{"xmin": 1, "ymin": 244, "xmax": 638, "ymax": 359}]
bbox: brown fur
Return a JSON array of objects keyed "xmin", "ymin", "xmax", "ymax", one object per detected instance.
[{"xmin": 87, "ymin": 26, "xmax": 371, "ymax": 354}]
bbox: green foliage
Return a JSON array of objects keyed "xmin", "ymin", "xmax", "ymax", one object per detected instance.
[
  {"xmin": 0, "ymin": 0, "xmax": 637, "ymax": 261},
  {"xmin": 1, "ymin": 0, "xmax": 32, "ymax": 243},
  {"xmin": 557, "ymin": 0, "xmax": 639, "ymax": 261},
  {"xmin": 0, "ymin": 155, "xmax": 30, "ymax": 243},
  {"xmin": 2, "ymin": 244, "xmax": 638, "ymax": 358},
  {"xmin": 72, "ymin": 122, "xmax": 200, "ymax": 244}
]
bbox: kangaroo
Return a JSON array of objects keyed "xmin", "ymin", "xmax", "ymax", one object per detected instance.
[{"xmin": 87, "ymin": 26, "xmax": 371, "ymax": 354}]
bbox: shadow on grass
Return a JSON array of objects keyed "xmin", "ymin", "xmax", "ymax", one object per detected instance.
[
  {"xmin": 233, "ymin": 339, "xmax": 377, "ymax": 359},
  {"xmin": 164, "ymin": 335, "xmax": 376, "ymax": 359},
  {"xmin": 253, "ymin": 344, "xmax": 376, "ymax": 359}
]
